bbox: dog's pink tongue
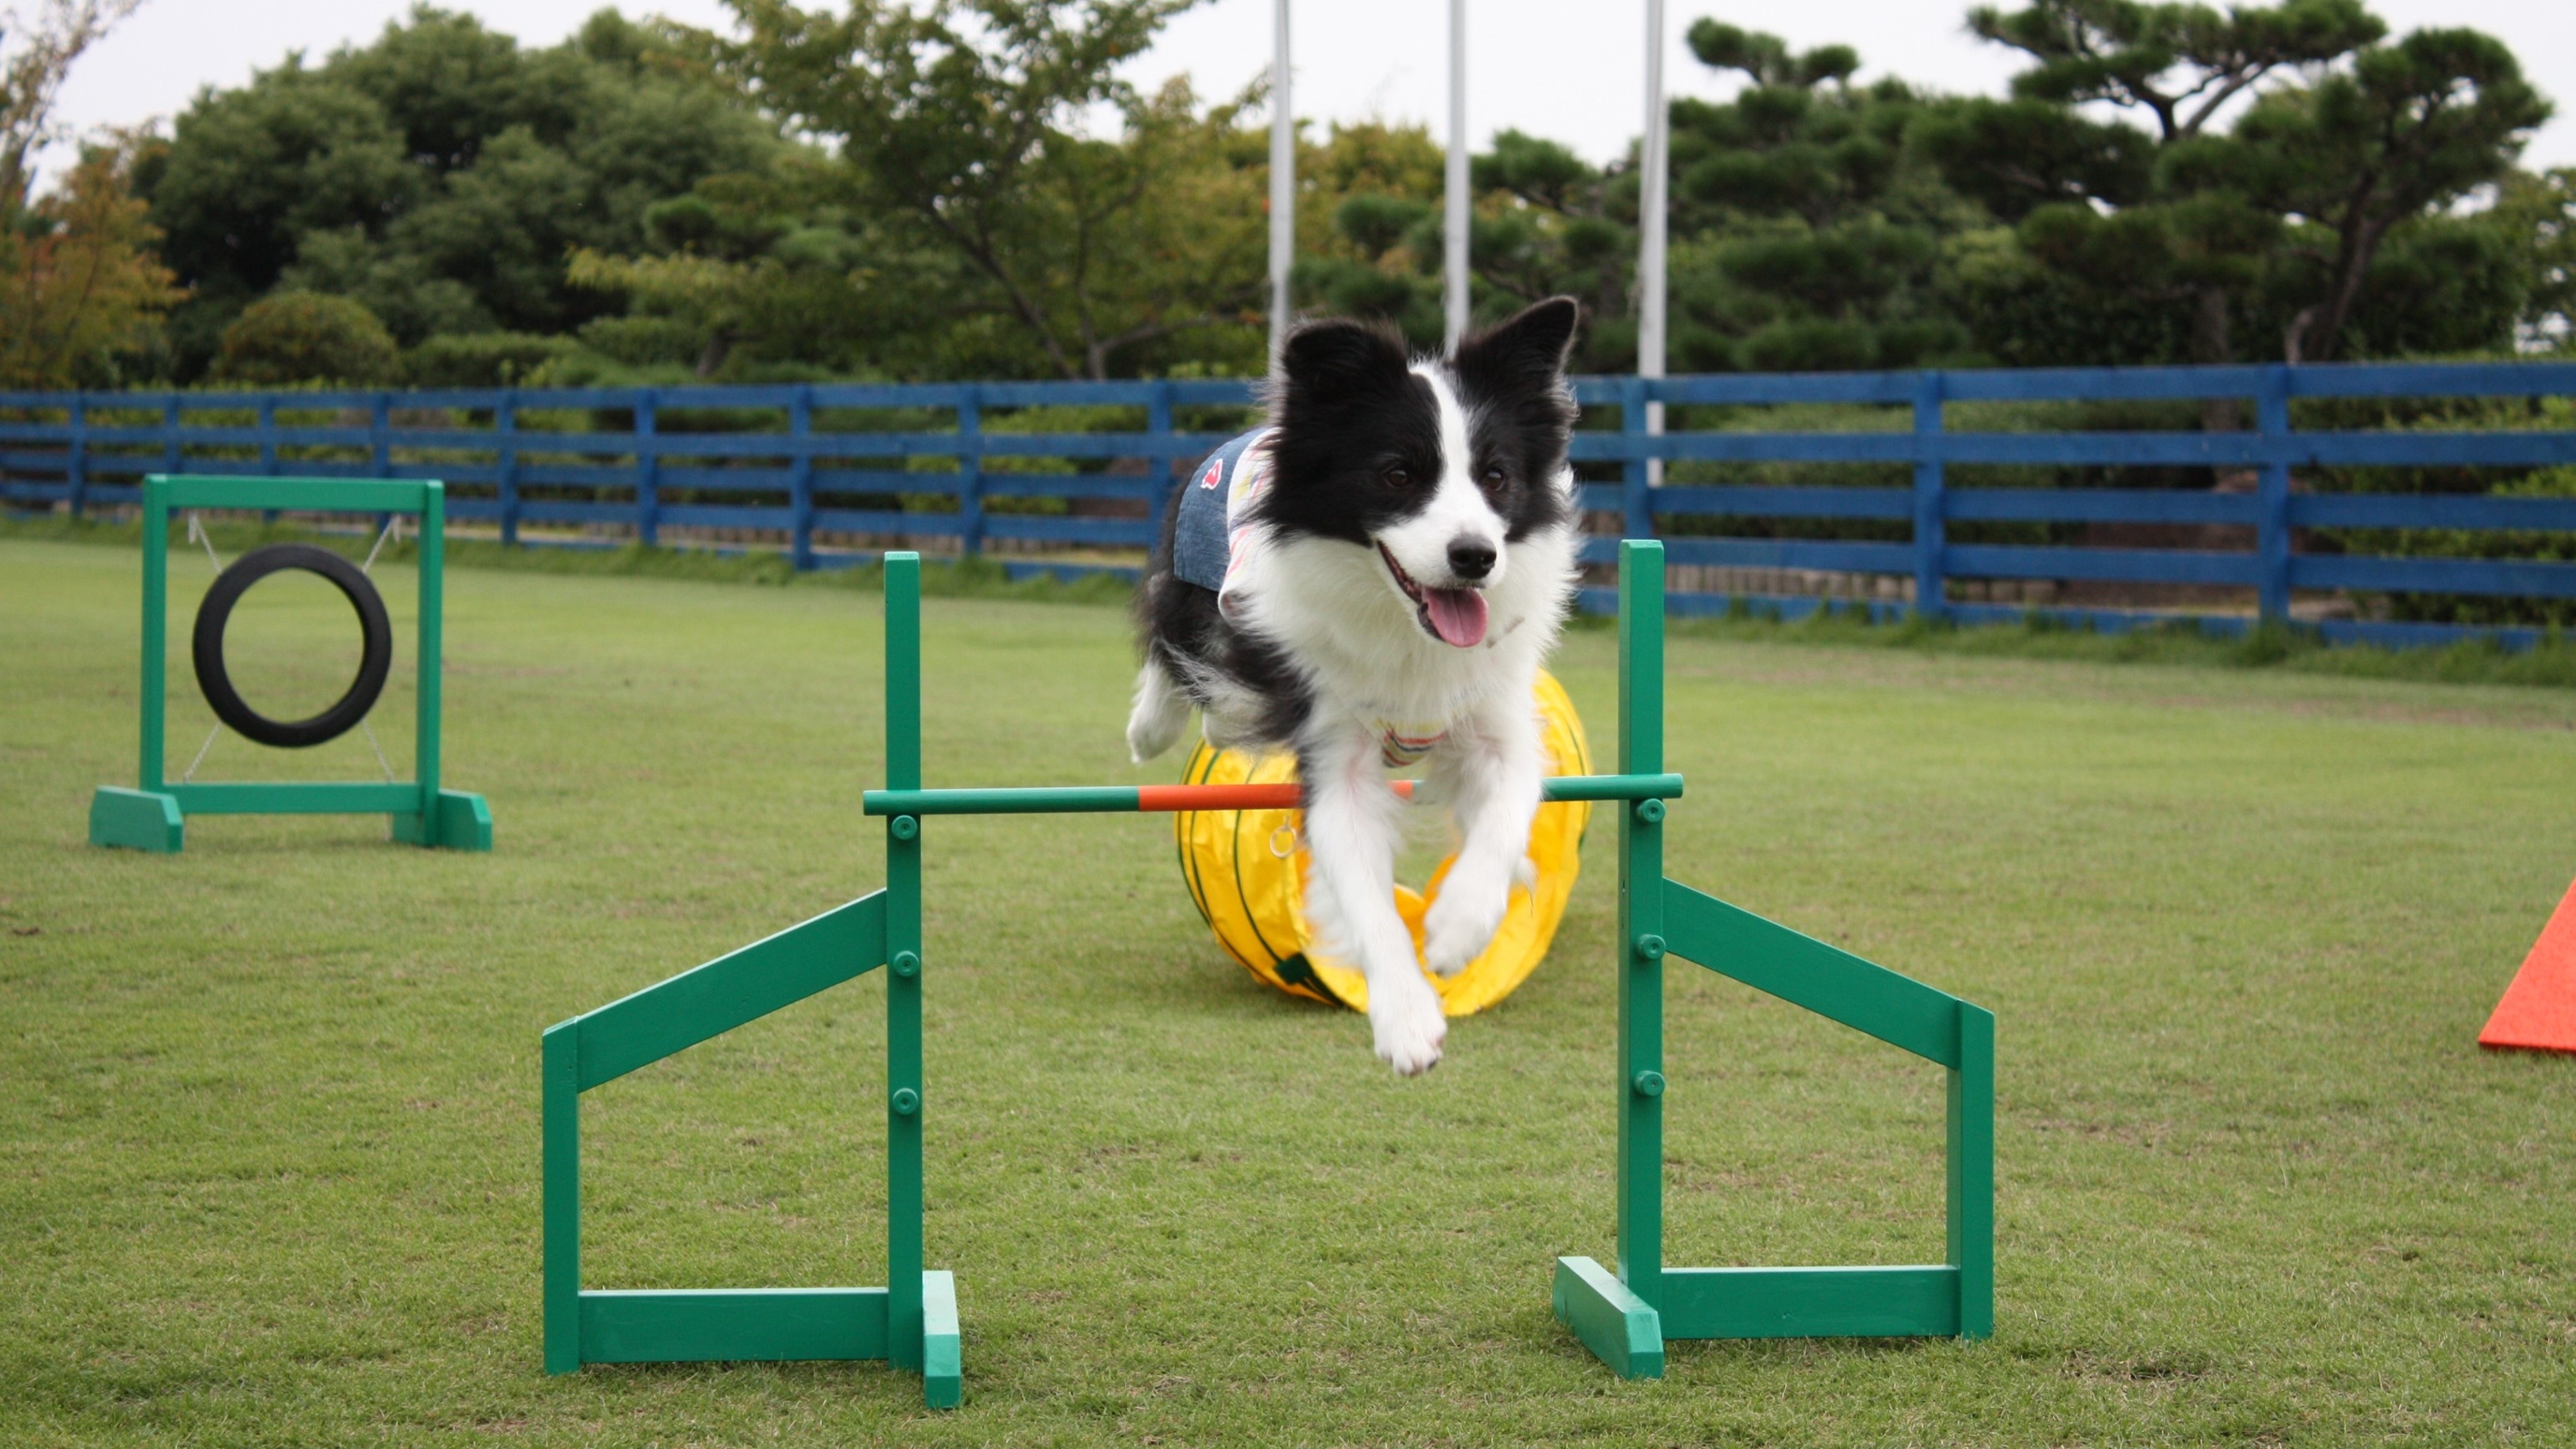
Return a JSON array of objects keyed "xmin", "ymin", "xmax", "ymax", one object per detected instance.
[{"xmin": 1423, "ymin": 587, "xmax": 1488, "ymax": 648}]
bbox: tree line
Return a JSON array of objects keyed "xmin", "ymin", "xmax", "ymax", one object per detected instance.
[{"xmin": 0, "ymin": 0, "xmax": 2568, "ymax": 393}]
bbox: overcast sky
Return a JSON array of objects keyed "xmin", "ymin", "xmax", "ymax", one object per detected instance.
[{"xmin": 46, "ymin": 0, "xmax": 2576, "ymax": 177}]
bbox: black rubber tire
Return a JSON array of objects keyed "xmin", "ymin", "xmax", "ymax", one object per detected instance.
[{"xmin": 192, "ymin": 544, "xmax": 393, "ymax": 749}]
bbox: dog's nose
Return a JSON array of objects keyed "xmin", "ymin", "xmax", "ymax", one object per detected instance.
[{"xmin": 1447, "ymin": 538, "xmax": 1498, "ymax": 582}]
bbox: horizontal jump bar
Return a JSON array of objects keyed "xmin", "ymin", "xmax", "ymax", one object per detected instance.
[{"xmin": 861, "ymin": 773, "xmax": 1684, "ymax": 817}]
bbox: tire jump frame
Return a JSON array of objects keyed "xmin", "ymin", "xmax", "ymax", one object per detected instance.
[
  {"xmin": 89, "ymin": 474, "xmax": 490, "ymax": 853},
  {"xmin": 539, "ymin": 541, "xmax": 1993, "ymax": 1406}
]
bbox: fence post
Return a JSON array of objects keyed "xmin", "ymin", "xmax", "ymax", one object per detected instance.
[
  {"xmin": 66, "ymin": 396, "xmax": 86, "ymax": 519},
  {"xmin": 497, "ymin": 391, "xmax": 520, "ymax": 548},
  {"xmin": 957, "ymin": 387, "xmax": 984, "ymax": 557},
  {"xmin": 259, "ymin": 396, "xmax": 281, "ymax": 524},
  {"xmin": 1148, "ymin": 379, "xmax": 1175, "ymax": 544},
  {"xmin": 790, "ymin": 385, "xmax": 815, "ymax": 570},
  {"xmin": 162, "ymin": 397, "xmax": 182, "ymax": 480},
  {"xmin": 1620, "ymin": 373, "xmax": 1652, "ymax": 542},
  {"xmin": 2256, "ymin": 364, "xmax": 2291, "ymax": 624},
  {"xmin": 1912, "ymin": 371, "xmax": 1946, "ymax": 622},
  {"xmin": 636, "ymin": 389, "xmax": 660, "ymax": 549},
  {"xmin": 370, "ymin": 392, "xmax": 392, "ymax": 534}
]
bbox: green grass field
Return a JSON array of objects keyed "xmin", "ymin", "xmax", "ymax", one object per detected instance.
[{"xmin": 6, "ymin": 535, "xmax": 2574, "ymax": 1446}]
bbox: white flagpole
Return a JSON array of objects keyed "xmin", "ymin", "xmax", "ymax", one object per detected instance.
[
  {"xmin": 1269, "ymin": 0, "xmax": 1295, "ymax": 363},
  {"xmin": 1640, "ymin": 0, "xmax": 1668, "ymax": 486},
  {"xmin": 1444, "ymin": 0, "xmax": 1470, "ymax": 352}
]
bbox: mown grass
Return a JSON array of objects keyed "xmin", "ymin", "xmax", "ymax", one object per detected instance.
[
  {"xmin": 18, "ymin": 507, "xmax": 2576, "ymax": 690},
  {"xmin": 4, "ymin": 535, "xmax": 2574, "ymax": 1446},
  {"xmin": 1644, "ymin": 606, "xmax": 2576, "ymax": 690},
  {"xmin": 0, "ymin": 510, "xmax": 1142, "ymax": 606}
]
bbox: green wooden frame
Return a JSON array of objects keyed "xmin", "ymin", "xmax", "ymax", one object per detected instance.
[
  {"xmin": 88, "ymin": 475, "xmax": 491, "ymax": 853},
  {"xmin": 1551, "ymin": 540, "xmax": 1993, "ymax": 1378},
  {"xmin": 539, "ymin": 543, "xmax": 1992, "ymax": 1407},
  {"xmin": 540, "ymin": 554, "xmax": 957, "ymax": 1407}
]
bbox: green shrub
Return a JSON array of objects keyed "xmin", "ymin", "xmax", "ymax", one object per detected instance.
[
  {"xmin": 210, "ymin": 292, "xmax": 400, "ymax": 386},
  {"xmin": 403, "ymin": 331, "xmax": 579, "ymax": 388},
  {"xmin": 575, "ymin": 315, "xmax": 707, "ymax": 368}
]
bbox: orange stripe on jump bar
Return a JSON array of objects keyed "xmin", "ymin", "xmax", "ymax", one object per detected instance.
[{"xmin": 1134, "ymin": 781, "xmax": 1416, "ymax": 812}]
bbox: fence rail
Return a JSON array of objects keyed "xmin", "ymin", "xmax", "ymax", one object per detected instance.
[{"xmin": 5, "ymin": 361, "xmax": 2573, "ymax": 648}]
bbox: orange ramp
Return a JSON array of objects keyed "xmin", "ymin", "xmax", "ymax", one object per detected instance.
[{"xmin": 2482, "ymin": 878, "xmax": 2576, "ymax": 1054}]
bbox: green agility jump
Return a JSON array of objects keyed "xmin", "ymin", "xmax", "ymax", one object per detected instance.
[{"xmin": 538, "ymin": 540, "xmax": 1993, "ymax": 1406}]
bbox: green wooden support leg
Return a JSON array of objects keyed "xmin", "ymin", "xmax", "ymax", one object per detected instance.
[
  {"xmin": 1554, "ymin": 1256, "xmax": 1665, "ymax": 1379},
  {"xmin": 90, "ymin": 786, "xmax": 183, "ymax": 853},
  {"xmin": 541, "ymin": 1023, "xmax": 582, "ymax": 1374},
  {"xmin": 577, "ymin": 1287, "xmax": 890, "ymax": 1362},
  {"xmin": 1949, "ymin": 1003, "xmax": 1996, "ymax": 1339},
  {"xmin": 1661, "ymin": 1265, "xmax": 1962, "ymax": 1339},
  {"xmin": 391, "ymin": 790, "xmax": 494, "ymax": 850},
  {"xmin": 921, "ymin": 1270, "xmax": 962, "ymax": 1409}
]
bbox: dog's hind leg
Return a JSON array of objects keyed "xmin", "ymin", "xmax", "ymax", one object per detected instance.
[
  {"xmin": 1125, "ymin": 658, "xmax": 1193, "ymax": 763},
  {"xmin": 1420, "ymin": 689, "xmax": 1544, "ymax": 976},
  {"xmin": 1299, "ymin": 722, "xmax": 1446, "ymax": 1075}
]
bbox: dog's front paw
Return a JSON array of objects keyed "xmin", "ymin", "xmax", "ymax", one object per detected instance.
[
  {"xmin": 1123, "ymin": 663, "xmax": 1191, "ymax": 763},
  {"xmin": 1368, "ymin": 977, "xmax": 1447, "ymax": 1076},
  {"xmin": 1423, "ymin": 861, "xmax": 1514, "ymax": 977}
]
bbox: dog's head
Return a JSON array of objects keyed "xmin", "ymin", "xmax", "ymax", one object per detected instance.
[{"xmin": 1260, "ymin": 298, "xmax": 1581, "ymax": 649}]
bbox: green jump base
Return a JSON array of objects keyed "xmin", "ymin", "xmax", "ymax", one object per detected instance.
[
  {"xmin": 89, "ymin": 787, "xmax": 183, "ymax": 853},
  {"xmin": 556, "ymin": 1275, "xmax": 960, "ymax": 1408},
  {"xmin": 392, "ymin": 790, "xmax": 494, "ymax": 851},
  {"xmin": 88, "ymin": 785, "xmax": 491, "ymax": 853},
  {"xmin": 1552, "ymin": 1256, "xmax": 1665, "ymax": 1379},
  {"xmin": 1553, "ymin": 1256, "xmax": 1980, "ymax": 1380}
]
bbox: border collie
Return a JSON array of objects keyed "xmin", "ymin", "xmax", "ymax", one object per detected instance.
[{"xmin": 1126, "ymin": 297, "xmax": 1583, "ymax": 1075}]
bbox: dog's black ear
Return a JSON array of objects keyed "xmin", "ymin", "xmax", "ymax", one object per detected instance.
[
  {"xmin": 1279, "ymin": 316, "xmax": 1411, "ymax": 407},
  {"xmin": 1453, "ymin": 296, "xmax": 1581, "ymax": 394}
]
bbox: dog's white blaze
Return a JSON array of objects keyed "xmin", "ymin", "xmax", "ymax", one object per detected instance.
[{"xmin": 1372, "ymin": 365, "xmax": 1507, "ymax": 592}]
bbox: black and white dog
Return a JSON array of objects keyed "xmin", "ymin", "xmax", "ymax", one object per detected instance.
[{"xmin": 1127, "ymin": 297, "xmax": 1583, "ymax": 1075}]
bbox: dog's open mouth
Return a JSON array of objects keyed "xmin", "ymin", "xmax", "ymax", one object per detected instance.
[{"xmin": 1377, "ymin": 543, "xmax": 1488, "ymax": 648}]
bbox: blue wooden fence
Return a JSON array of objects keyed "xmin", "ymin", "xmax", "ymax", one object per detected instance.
[{"xmin": 5, "ymin": 361, "xmax": 2573, "ymax": 649}]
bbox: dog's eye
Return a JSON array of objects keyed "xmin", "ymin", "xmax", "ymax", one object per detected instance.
[
  {"xmin": 1382, "ymin": 466, "xmax": 1412, "ymax": 488},
  {"xmin": 1481, "ymin": 466, "xmax": 1507, "ymax": 489}
]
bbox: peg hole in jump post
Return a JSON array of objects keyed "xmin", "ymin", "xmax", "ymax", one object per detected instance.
[
  {"xmin": 87, "ymin": 475, "xmax": 491, "ymax": 854},
  {"xmin": 536, "ymin": 542, "xmax": 1994, "ymax": 1407}
]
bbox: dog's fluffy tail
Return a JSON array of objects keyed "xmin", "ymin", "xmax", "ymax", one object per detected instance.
[{"xmin": 1126, "ymin": 659, "xmax": 1193, "ymax": 763}]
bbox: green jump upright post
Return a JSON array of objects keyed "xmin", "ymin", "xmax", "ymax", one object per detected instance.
[
  {"xmin": 1552, "ymin": 540, "xmax": 1671, "ymax": 1377},
  {"xmin": 881, "ymin": 553, "xmax": 960, "ymax": 1407},
  {"xmin": 94, "ymin": 477, "xmax": 183, "ymax": 852},
  {"xmin": 89, "ymin": 475, "xmax": 491, "ymax": 853},
  {"xmin": 1552, "ymin": 538, "xmax": 1996, "ymax": 1378},
  {"xmin": 1617, "ymin": 538, "xmax": 1666, "ymax": 1332}
]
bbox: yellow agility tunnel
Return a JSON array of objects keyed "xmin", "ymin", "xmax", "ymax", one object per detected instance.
[{"xmin": 1172, "ymin": 670, "xmax": 1593, "ymax": 1016}]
